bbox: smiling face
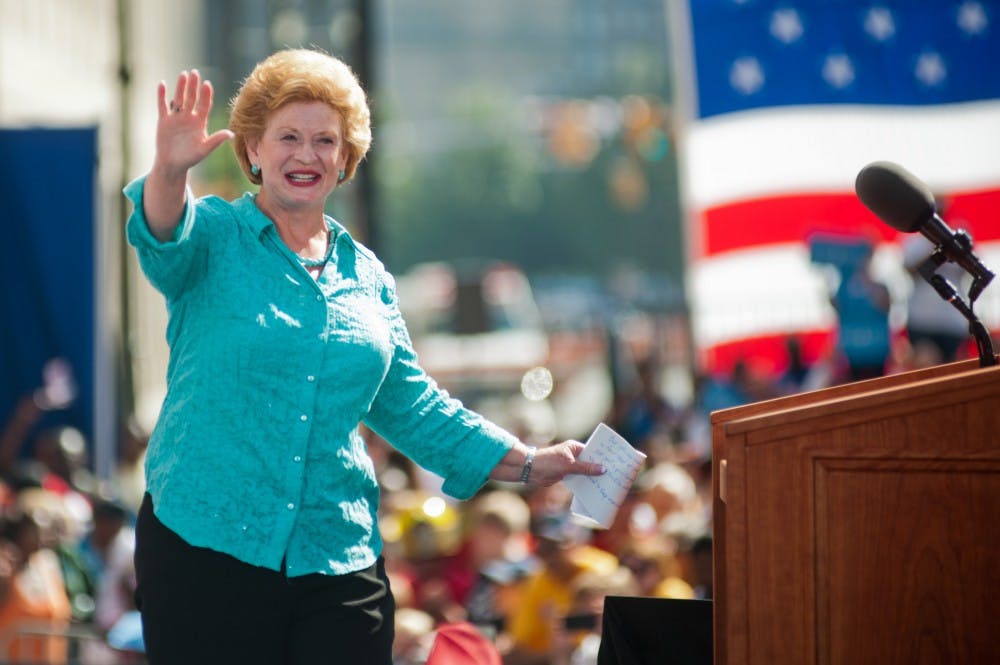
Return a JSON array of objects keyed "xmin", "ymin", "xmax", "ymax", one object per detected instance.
[{"xmin": 246, "ymin": 100, "xmax": 349, "ymax": 217}]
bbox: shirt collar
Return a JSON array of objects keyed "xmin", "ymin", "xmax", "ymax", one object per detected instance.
[{"xmin": 234, "ymin": 192, "xmax": 359, "ymax": 251}]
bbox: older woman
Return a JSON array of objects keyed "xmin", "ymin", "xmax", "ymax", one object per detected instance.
[{"xmin": 125, "ymin": 48, "xmax": 602, "ymax": 665}]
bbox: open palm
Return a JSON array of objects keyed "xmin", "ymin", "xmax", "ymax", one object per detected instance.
[{"xmin": 155, "ymin": 69, "xmax": 233, "ymax": 172}]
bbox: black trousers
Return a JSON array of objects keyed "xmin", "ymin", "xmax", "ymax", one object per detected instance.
[{"xmin": 134, "ymin": 494, "xmax": 395, "ymax": 665}]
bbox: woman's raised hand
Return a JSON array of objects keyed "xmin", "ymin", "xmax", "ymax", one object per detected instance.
[
  {"xmin": 155, "ymin": 70, "xmax": 234, "ymax": 174},
  {"xmin": 143, "ymin": 70, "xmax": 234, "ymax": 239}
]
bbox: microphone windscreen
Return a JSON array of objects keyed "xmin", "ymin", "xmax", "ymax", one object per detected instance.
[{"xmin": 854, "ymin": 161, "xmax": 936, "ymax": 233}]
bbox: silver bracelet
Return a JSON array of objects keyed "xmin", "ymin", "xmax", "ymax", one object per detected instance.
[{"xmin": 519, "ymin": 446, "xmax": 537, "ymax": 483}]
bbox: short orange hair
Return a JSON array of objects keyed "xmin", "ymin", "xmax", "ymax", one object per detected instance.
[{"xmin": 229, "ymin": 48, "xmax": 372, "ymax": 185}]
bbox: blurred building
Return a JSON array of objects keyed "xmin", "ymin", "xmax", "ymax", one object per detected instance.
[
  {"xmin": 374, "ymin": 0, "xmax": 672, "ymax": 155},
  {"xmin": 201, "ymin": 0, "xmax": 672, "ymax": 141}
]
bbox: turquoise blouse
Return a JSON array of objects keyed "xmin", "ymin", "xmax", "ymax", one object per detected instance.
[{"xmin": 124, "ymin": 176, "xmax": 517, "ymax": 577}]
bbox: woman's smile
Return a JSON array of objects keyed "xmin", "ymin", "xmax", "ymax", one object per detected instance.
[{"xmin": 285, "ymin": 170, "xmax": 322, "ymax": 186}]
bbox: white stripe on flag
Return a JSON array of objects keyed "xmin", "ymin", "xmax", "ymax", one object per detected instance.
[
  {"xmin": 689, "ymin": 243, "xmax": 838, "ymax": 347},
  {"xmin": 693, "ymin": 240, "xmax": 1000, "ymax": 349},
  {"xmin": 683, "ymin": 99, "xmax": 1000, "ymax": 210}
]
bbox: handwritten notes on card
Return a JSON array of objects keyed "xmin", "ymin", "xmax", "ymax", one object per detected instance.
[{"xmin": 563, "ymin": 423, "xmax": 646, "ymax": 529}]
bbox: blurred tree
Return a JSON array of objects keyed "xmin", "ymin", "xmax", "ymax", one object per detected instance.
[{"xmin": 379, "ymin": 88, "xmax": 683, "ymax": 281}]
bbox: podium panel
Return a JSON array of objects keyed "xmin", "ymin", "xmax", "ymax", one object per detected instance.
[
  {"xmin": 815, "ymin": 458, "xmax": 997, "ymax": 663},
  {"xmin": 712, "ymin": 361, "xmax": 1000, "ymax": 664}
]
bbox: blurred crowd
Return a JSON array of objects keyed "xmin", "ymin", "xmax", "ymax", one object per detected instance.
[
  {"xmin": 0, "ymin": 356, "xmax": 716, "ymax": 665},
  {"xmin": 0, "ymin": 389, "xmax": 146, "ymax": 664},
  {"xmin": 367, "ymin": 425, "xmax": 712, "ymax": 665}
]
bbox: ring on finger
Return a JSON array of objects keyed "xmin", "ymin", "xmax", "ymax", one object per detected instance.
[{"xmin": 169, "ymin": 101, "xmax": 181, "ymax": 113}]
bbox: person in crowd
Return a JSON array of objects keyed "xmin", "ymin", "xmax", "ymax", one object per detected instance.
[
  {"xmin": 124, "ymin": 48, "xmax": 603, "ymax": 665},
  {"xmin": 501, "ymin": 512, "xmax": 617, "ymax": 665},
  {"xmin": 380, "ymin": 491, "xmax": 467, "ymax": 626},
  {"xmin": 0, "ymin": 396, "xmax": 42, "ymax": 482},
  {"xmin": 0, "ymin": 359, "xmax": 94, "ymax": 498},
  {"xmin": 108, "ymin": 420, "xmax": 148, "ymax": 517},
  {"xmin": 830, "ymin": 245, "xmax": 892, "ymax": 382},
  {"xmin": 32, "ymin": 427, "xmax": 99, "ymax": 499},
  {"xmin": 0, "ymin": 503, "xmax": 73, "ymax": 664},
  {"xmin": 902, "ymin": 233, "xmax": 970, "ymax": 365},
  {"xmin": 610, "ymin": 356, "xmax": 680, "ymax": 455},
  {"xmin": 75, "ymin": 500, "xmax": 135, "ymax": 632},
  {"xmin": 635, "ymin": 461, "xmax": 702, "ymax": 531},
  {"xmin": 12, "ymin": 488, "xmax": 94, "ymax": 627},
  {"xmin": 617, "ymin": 534, "xmax": 693, "ymax": 600},
  {"xmin": 776, "ymin": 336, "xmax": 810, "ymax": 395},
  {"xmin": 424, "ymin": 620, "xmax": 503, "ymax": 665},
  {"xmin": 676, "ymin": 534, "xmax": 714, "ymax": 600},
  {"xmin": 392, "ymin": 607, "xmax": 436, "ymax": 665},
  {"xmin": 523, "ymin": 480, "xmax": 575, "ymax": 535},
  {"xmin": 694, "ymin": 358, "xmax": 777, "ymax": 416},
  {"xmin": 549, "ymin": 565, "xmax": 638, "ymax": 665},
  {"xmin": 0, "ymin": 400, "xmax": 96, "ymax": 504},
  {"xmin": 386, "ymin": 488, "xmax": 534, "ymax": 631},
  {"xmin": 457, "ymin": 490, "xmax": 534, "ymax": 635}
]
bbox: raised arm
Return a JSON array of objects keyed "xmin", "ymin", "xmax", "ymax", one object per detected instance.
[{"xmin": 143, "ymin": 69, "xmax": 234, "ymax": 241}]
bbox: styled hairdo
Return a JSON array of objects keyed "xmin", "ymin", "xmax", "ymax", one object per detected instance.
[{"xmin": 229, "ymin": 48, "xmax": 372, "ymax": 185}]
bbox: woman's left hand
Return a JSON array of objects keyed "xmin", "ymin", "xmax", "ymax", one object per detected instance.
[
  {"xmin": 529, "ymin": 440, "xmax": 604, "ymax": 486},
  {"xmin": 490, "ymin": 440, "xmax": 604, "ymax": 486}
]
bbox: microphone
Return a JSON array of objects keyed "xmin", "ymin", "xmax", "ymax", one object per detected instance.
[{"xmin": 855, "ymin": 160, "xmax": 994, "ymax": 302}]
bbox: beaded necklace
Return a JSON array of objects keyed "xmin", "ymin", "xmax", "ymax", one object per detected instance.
[{"xmin": 296, "ymin": 230, "xmax": 334, "ymax": 269}]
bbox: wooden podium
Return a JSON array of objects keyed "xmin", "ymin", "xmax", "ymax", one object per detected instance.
[{"xmin": 711, "ymin": 359, "xmax": 1000, "ymax": 664}]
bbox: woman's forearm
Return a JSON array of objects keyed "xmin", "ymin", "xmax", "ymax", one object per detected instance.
[
  {"xmin": 489, "ymin": 443, "xmax": 534, "ymax": 483},
  {"xmin": 142, "ymin": 162, "xmax": 189, "ymax": 242}
]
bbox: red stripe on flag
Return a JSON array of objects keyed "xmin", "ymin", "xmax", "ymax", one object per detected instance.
[
  {"xmin": 697, "ymin": 189, "xmax": 1000, "ymax": 259},
  {"xmin": 944, "ymin": 190, "xmax": 1000, "ymax": 243},
  {"xmin": 697, "ymin": 194, "xmax": 892, "ymax": 258}
]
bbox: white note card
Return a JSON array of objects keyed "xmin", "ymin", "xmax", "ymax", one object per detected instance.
[{"xmin": 563, "ymin": 423, "xmax": 646, "ymax": 529}]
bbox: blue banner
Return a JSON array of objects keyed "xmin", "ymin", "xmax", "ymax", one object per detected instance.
[{"xmin": 0, "ymin": 127, "xmax": 97, "ymax": 461}]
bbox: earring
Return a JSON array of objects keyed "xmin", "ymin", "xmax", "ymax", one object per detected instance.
[
  {"xmin": 251, "ymin": 164, "xmax": 260, "ymax": 176},
  {"xmin": 338, "ymin": 169, "xmax": 346, "ymax": 182}
]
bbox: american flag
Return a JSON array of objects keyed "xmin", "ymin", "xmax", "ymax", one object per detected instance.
[{"xmin": 670, "ymin": 0, "xmax": 1000, "ymax": 376}]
